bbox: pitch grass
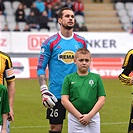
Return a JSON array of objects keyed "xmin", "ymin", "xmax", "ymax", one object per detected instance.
[{"xmin": 10, "ymin": 78, "xmax": 132, "ymax": 133}]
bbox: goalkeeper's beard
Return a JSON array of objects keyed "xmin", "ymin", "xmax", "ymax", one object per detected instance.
[{"xmin": 62, "ymin": 23, "xmax": 74, "ymax": 30}]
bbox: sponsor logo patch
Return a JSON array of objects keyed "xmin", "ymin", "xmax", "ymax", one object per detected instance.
[{"xmin": 58, "ymin": 50, "xmax": 75, "ymax": 64}]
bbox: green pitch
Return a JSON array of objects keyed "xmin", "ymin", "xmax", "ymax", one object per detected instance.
[{"xmin": 10, "ymin": 78, "xmax": 132, "ymax": 133}]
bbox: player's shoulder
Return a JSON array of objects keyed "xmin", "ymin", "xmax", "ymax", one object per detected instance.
[
  {"xmin": 73, "ymin": 33, "xmax": 87, "ymax": 47},
  {"xmin": 122, "ymin": 49, "xmax": 133, "ymax": 68},
  {"xmin": 0, "ymin": 51, "xmax": 11, "ymax": 60},
  {"xmin": 127, "ymin": 49, "xmax": 133, "ymax": 53},
  {"xmin": 89, "ymin": 72, "xmax": 101, "ymax": 78},
  {"xmin": 65, "ymin": 72, "xmax": 77, "ymax": 79},
  {"xmin": 42, "ymin": 33, "xmax": 60, "ymax": 45},
  {"xmin": 125, "ymin": 49, "xmax": 133, "ymax": 56},
  {"xmin": 73, "ymin": 33, "xmax": 86, "ymax": 41}
]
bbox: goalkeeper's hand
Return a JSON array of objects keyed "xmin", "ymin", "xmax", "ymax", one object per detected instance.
[{"xmin": 40, "ymin": 85, "xmax": 58, "ymax": 108}]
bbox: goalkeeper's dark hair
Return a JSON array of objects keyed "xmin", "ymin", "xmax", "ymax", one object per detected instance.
[{"xmin": 57, "ymin": 7, "xmax": 74, "ymax": 19}]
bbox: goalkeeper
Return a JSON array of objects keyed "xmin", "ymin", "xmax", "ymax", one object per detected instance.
[
  {"xmin": 118, "ymin": 49, "xmax": 133, "ymax": 85},
  {"xmin": 37, "ymin": 7, "xmax": 88, "ymax": 133}
]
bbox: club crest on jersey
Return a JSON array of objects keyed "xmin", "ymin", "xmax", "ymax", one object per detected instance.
[
  {"xmin": 89, "ymin": 80, "xmax": 94, "ymax": 86},
  {"xmin": 41, "ymin": 48, "xmax": 45, "ymax": 53},
  {"xmin": 58, "ymin": 50, "xmax": 75, "ymax": 64}
]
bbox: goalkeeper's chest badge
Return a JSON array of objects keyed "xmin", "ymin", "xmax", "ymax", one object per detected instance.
[{"xmin": 89, "ymin": 80, "xmax": 94, "ymax": 86}]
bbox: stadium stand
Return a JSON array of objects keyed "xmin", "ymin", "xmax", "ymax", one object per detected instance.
[
  {"xmin": 0, "ymin": 0, "xmax": 132, "ymax": 32},
  {"xmin": 115, "ymin": 1, "xmax": 125, "ymax": 10},
  {"xmin": 24, "ymin": 8, "xmax": 31, "ymax": 17},
  {"xmin": 1, "ymin": 15, "xmax": 6, "ymax": 23},
  {"xmin": 18, "ymin": 22, "xmax": 27, "ymax": 31},
  {"xmin": 8, "ymin": 22, "xmax": 17, "ymax": 30},
  {"xmin": 114, "ymin": 1, "xmax": 132, "ymax": 31},
  {"xmin": 3, "ymin": 1, "xmax": 12, "ymax": 9},
  {"xmin": 75, "ymin": 15, "xmax": 85, "ymax": 26},
  {"xmin": 84, "ymin": 0, "xmax": 118, "ymax": 31},
  {"xmin": 125, "ymin": 2, "xmax": 133, "ymax": 11},
  {"xmin": 83, "ymin": 0, "xmax": 132, "ymax": 32},
  {"xmin": 12, "ymin": 1, "xmax": 21, "ymax": 11},
  {"xmin": 6, "ymin": 15, "xmax": 16, "ymax": 23}
]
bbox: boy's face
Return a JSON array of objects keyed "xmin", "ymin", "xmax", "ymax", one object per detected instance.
[{"xmin": 74, "ymin": 53, "xmax": 91, "ymax": 74}]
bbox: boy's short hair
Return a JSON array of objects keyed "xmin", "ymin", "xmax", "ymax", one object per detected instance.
[{"xmin": 75, "ymin": 48, "xmax": 91, "ymax": 58}]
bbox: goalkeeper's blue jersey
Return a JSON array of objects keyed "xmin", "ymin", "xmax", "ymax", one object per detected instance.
[{"xmin": 37, "ymin": 31, "xmax": 87, "ymax": 99}]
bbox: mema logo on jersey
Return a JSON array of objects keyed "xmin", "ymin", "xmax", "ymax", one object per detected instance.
[{"xmin": 58, "ymin": 50, "xmax": 75, "ymax": 64}]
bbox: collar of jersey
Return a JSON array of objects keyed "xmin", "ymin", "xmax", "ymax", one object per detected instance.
[{"xmin": 59, "ymin": 31, "xmax": 74, "ymax": 40}]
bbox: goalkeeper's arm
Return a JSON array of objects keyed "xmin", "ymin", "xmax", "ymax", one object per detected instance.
[{"xmin": 38, "ymin": 74, "xmax": 47, "ymax": 87}]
